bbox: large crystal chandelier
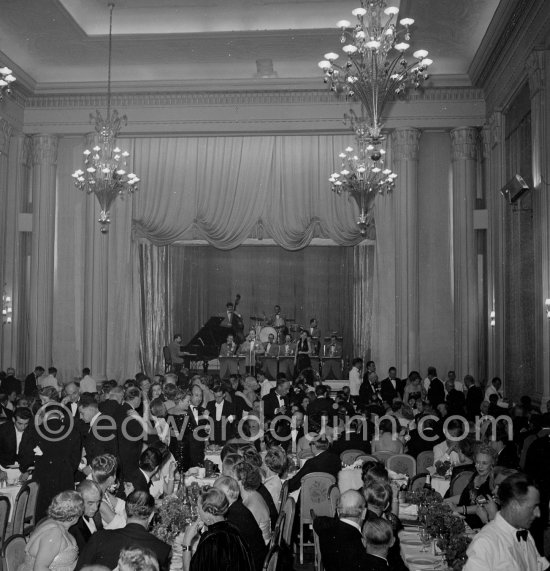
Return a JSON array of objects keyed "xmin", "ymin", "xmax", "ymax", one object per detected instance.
[
  {"xmin": 72, "ymin": 2, "xmax": 139, "ymax": 234},
  {"xmin": 0, "ymin": 65, "xmax": 16, "ymax": 99},
  {"xmin": 319, "ymin": 0, "xmax": 433, "ymax": 233}
]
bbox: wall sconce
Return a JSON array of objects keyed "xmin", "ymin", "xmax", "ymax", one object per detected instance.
[
  {"xmin": 2, "ymin": 287, "xmax": 12, "ymax": 325},
  {"xmin": 490, "ymin": 310, "xmax": 496, "ymax": 327},
  {"xmin": 545, "ymin": 299, "xmax": 550, "ymax": 319}
]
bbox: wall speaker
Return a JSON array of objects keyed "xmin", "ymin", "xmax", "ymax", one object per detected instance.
[{"xmin": 499, "ymin": 174, "xmax": 530, "ymax": 204}]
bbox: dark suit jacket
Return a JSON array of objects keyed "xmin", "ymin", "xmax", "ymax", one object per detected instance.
[
  {"xmin": 380, "ymin": 378, "xmax": 404, "ymax": 404},
  {"xmin": 23, "ymin": 373, "xmax": 39, "ymax": 396},
  {"xmin": 117, "ymin": 403, "xmax": 148, "ymax": 478},
  {"xmin": 226, "ymin": 500, "xmax": 267, "ymax": 571},
  {"xmin": 288, "ymin": 450, "xmax": 341, "ymax": 493},
  {"xmin": 0, "ymin": 376, "xmax": 21, "ymax": 396},
  {"xmin": 313, "ymin": 516, "xmax": 369, "ymax": 571},
  {"xmin": 69, "ymin": 514, "xmax": 103, "ymax": 551},
  {"xmin": 465, "ymin": 386, "xmax": 484, "ymax": 419},
  {"xmin": 446, "ymin": 389, "xmax": 466, "ymax": 416},
  {"xmin": 183, "ymin": 406, "xmax": 209, "ymax": 470},
  {"xmin": 427, "ymin": 378, "xmax": 445, "ymax": 408},
  {"xmin": 206, "ymin": 399, "xmax": 236, "ymax": 444},
  {"xmin": 76, "ymin": 522, "xmax": 171, "ymax": 571},
  {"xmin": 126, "ymin": 469, "xmax": 151, "ymax": 493},
  {"xmin": 363, "ymin": 554, "xmax": 390, "ymax": 570},
  {"xmin": 358, "ymin": 380, "xmax": 381, "ymax": 406},
  {"xmin": 329, "ymin": 431, "xmax": 371, "ymax": 457},
  {"xmin": 0, "ymin": 422, "xmax": 32, "ymax": 467},
  {"xmin": 262, "ymin": 390, "xmax": 290, "ymax": 420},
  {"xmin": 82, "ymin": 414, "xmax": 119, "ymax": 463}
]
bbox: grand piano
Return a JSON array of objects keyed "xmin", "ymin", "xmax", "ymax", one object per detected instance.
[{"xmin": 181, "ymin": 316, "xmax": 233, "ymax": 371}]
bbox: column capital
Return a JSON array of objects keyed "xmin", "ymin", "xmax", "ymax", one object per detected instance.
[
  {"xmin": 526, "ymin": 50, "xmax": 546, "ymax": 99},
  {"xmin": 31, "ymin": 134, "xmax": 58, "ymax": 166},
  {"xmin": 450, "ymin": 127, "xmax": 478, "ymax": 161},
  {"xmin": 391, "ymin": 128, "xmax": 421, "ymax": 161},
  {"xmin": 0, "ymin": 118, "xmax": 14, "ymax": 156}
]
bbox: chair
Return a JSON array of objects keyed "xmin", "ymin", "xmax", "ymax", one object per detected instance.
[
  {"xmin": 278, "ymin": 481, "xmax": 289, "ymax": 515},
  {"xmin": 328, "ymin": 484, "xmax": 340, "ymax": 514},
  {"xmin": 416, "ymin": 450, "xmax": 434, "ymax": 474},
  {"xmin": 448, "ymin": 470, "xmax": 474, "ymax": 498},
  {"xmin": 519, "ymin": 434, "xmax": 538, "ymax": 470},
  {"xmin": 9, "ymin": 485, "xmax": 30, "ymax": 537},
  {"xmin": 311, "ymin": 512, "xmax": 324, "ymax": 571},
  {"xmin": 1, "ymin": 534, "xmax": 27, "ymax": 571},
  {"xmin": 262, "ymin": 546, "xmax": 279, "ymax": 571},
  {"xmin": 355, "ymin": 454, "xmax": 377, "ymax": 464},
  {"xmin": 0, "ymin": 497, "xmax": 10, "ymax": 548},
  {"xmin": 162, "ymin": 346, "xmax": 172, "ymax": 373},
  {"xmin": 372, "ymin": 451, "xmax": 393, "ymax": 465},
  {"xmin": 299, "ymin": 472, "xmax": 336, "ymax": 564},
  {"xmin": 280, "ymin": 497, "xmax": 296, "ymax": 549},
  {"xmin": 339, "ymin": 449, "xmax": 366, "ymax": 466},
  {"xmin": 23, "ymin": 482, "xmax": 39, "ymax": 536},
  {"xmin": 409, "ymin": 473, "xmax": 429, "ymax": 492},
  {"xmin": 387, "ymin": 454, "xmax": 417, "ymax": 477}
]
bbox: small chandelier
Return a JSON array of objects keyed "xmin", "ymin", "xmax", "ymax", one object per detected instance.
[
  {"xmin": 0, "ymin": 65, "xmax": 16, "ymax": 99},
  {"xmin": 330, "ymin": 111, "xmax": 397, "ymax": 235},
  {"xmin": 72, "ymin": 2, "xmax": 139, "ymax": 234},
  {"xmin": 2, "ymin": 285, "xmax": 12, "ymax": 325}
]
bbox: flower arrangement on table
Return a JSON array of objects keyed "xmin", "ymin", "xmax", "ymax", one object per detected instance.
[
  {"xmin": 151, "ymin": 482, "xmax": 201, "ymax": 543},
  {"xmin": 434, "ymin": 459, "xmax": 453, "ymax": 477}
]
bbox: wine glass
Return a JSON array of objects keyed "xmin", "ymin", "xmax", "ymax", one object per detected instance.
[{"xmin": 419, "ymin": 527, "xmax": 432, "ymax": 553}]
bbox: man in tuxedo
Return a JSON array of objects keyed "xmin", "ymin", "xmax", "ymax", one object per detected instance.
[
  {"xmin": 0, "ymin": 407, "xmax": 32, "ymax": 473},
  {"xmin": 23, "ymin": 365, "xmax": 44, "ymax": 396},
  {"xmin": 313, "ymin": 490, "xmax": 369, "ymax": 571},
  {"xmin": 69, "ymin": 480, "xmax": 103, "ymax": 550},
  {"xmin": 288, "ymin": 437, "xmax": 341, "ymax": 493},
  {"xmin": 220, "ymin": 301, "xmax": 244, "ymax": 344},
  {"xmin": 118, "ymin": 387, "xmax": 147, "ymax": 479},
  {"xmin": 329, "ymin": 417, "xmax": 371, "ymax": 456},
  {"xmin": 62, "ymin": 382, "xmax": 81, "ymax": 417},
  {"xmin": 206, "ymin": 384, "xmax": 235, "ymax": 444},
  {"xmin": 183, "ymin": 385, "xmax": 209, "ymax": 470},
  {"xmin": 0, "ymin": 368, "xmax": 21, "ymax": 396},
  {"xmin": 464, "ymin": 375, "xmax": 484, "ymax": 420},
  {"xmin": 214, "ymin": 476, "xmax": 267, "ymax": 571},
  {"xmin": 358, "ymin": 362, "xmax": 384, "ymax": 412},
  {"xmin": 426, "ymin": 366, "xmax": 445, "ymax": 408},
  {"xmin": 126, "ymin": 447, "xmax": 161, "ymax": 492},
  {"xmin": 445, "ymin": 379, "xmax": 466, "ymax": 416},
  {"xmin": 76, "ymin": 491, "xmax": 171, "ymax": 571},
  {"xmin": 380, "ymin": 366, "xmax": 404, "ymax": 405},
  {"xmin": 306, "ymin": 385, "xmax": 336, "ymax": 427},
  {"xmin": 262, "ymin": 375, "xmax": 291, "ymax": 442},
  {"xmin": 219, "ymin": 333, "xmax": 239, "ymax": 379},
  {"xmin": 79, "ymin": 394, "xmax": 118, "ymax": 469},
  {"xmin": 363, "ymin": 517, "xmax": 395, "ymax": 570},
  {"xmin": 308, "ymin": 318, "xmax": 321, "ymax": 355}
]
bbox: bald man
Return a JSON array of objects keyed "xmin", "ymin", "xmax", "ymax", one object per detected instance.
[{"xmin": 312, "ymin": 490, "xmax": 369, "ymax": 571}]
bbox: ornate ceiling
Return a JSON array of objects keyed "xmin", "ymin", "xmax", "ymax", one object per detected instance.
[{"xmin": 0, "ymin": 0, "xmax": 501, "ymax": 92}]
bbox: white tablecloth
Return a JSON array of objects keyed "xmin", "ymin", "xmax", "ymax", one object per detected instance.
[{"xmin": 399, "ymin": 529, "xmax": 441, "ymax": 570}]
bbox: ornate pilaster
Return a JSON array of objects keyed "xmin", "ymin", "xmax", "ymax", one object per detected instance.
[
  {"xmin": 29, "ymin": 134, "xmax": 58, "ymax": 369},
  {"xmin": 450, "ymin": 127, "xmax": 479, "ymax": 382},
  {"xmin": 527, "ymin": 50, "xmax": 550, "ymax": 402},
  {"xmin": 391, "ymin": 127, "xmax": 421, "ymax": 376}
]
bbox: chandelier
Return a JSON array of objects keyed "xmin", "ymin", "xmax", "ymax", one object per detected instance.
[
  {"xmin": 0, "ymin": 65, "xmax": 16, "ymax": 99},
  {"xmin": 72, "ymin": 2, "xmax": 139, "ymax": 234},
  {"xmin": 319, "ymin": 0, "xmax": 433, "ymax": 232}
]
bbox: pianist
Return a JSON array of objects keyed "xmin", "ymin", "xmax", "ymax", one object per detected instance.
[{"xmin": 168, "ymin": 333, "xmax": 185, "ymax": 373}]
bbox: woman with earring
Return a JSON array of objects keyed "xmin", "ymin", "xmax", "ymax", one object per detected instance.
[
  {"xmin": 89, "ymin": 454, "xmax": 128, "ymax": 529},
  {"xmin": 171, "ymin": 487, "xmax": 253, "ymax": 571}
]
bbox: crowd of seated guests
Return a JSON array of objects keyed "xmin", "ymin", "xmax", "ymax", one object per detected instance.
[{"xmin": 1, "ymin": 360, "xmax": 550, "ymax": 570}]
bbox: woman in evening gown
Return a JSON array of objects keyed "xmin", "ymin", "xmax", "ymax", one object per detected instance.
[{"xmin": 167, "ymin": 389, "xmax": 192, "ymax": 474}]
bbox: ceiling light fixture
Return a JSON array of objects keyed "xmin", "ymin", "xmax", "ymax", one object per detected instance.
[
  {"xmin": 319, "ymin": 1, "xmax": 433, "ymax": 232},
  {"xmin": 0, "ymin": 65, "xmax": 16, "ymax": 99},
  {"xmin": 72, "ymin": 2, "xmax": 139, "ymax": 234}
]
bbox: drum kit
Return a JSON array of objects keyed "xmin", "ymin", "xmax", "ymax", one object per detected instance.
[{"xmin": 250, "ymin": 315, "xmax": 300, "ymax": 343}]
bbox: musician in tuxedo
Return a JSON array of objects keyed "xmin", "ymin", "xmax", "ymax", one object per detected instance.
[
  {"xmin": 308, "ymin": 318, "xmax": 321, "ymax": 355},
  {"xmin": 0, "ymin": 407, "xmax": 32, "ymax": 470},
  {"xmin": 75, "ymin": 491, "xmax": 171, "ymax": 571},
  {"xmin": 79, "ymin": 394, "xmax": 118, "ymax": 470},
  {"xmin": 69, "ymin": 480, "xmax": 103, "ymax": 550},
  {"xmin": 219, "ymin": 333, "xmax": 239, "ymax": 379},
  {"xmin": 168, "ymin": 334, "xmax": 185, "ymax": 373},
  {"xmin": 238, "ymin": 329, "xmax": 265, "ymax": 374},
  {"xmin": 183, "ymin": 385, "xmax": 210, "ymax": 470},
  {"xmin": 380, "ymin": 367, "xmax": 404, "ymax": 404},
  {"xmin": 23, "ymin": 365, "xmax": 44, "ymax": 396},
  {"xmin": 287, "ymin": 437, "xmax": 341, "ymax": 493},
  {"xmin": 263, "ymin": 333, "xmax": 279, "ymax": 357},
  {"xmin": 261, "ymin": 333, "xmax": 279, "ymax": 380},
  {"xmin": 278, "ymin": 333, "xmax": 296, "ymax": 380},
  {"xmin": 125, "ymin": 447, "xmax": 162, "ymax": 493},
  {"xmin": 313, "ymin": 490, "xmax": 369, "ymax": 571},
  {"xmin": 321, "ymin": 334, "xmax": 343, "ymax": 380},
  {"xmin": 220, "ymin": 300, "xmax": 245, "ymax": 344},
  {"xmin": 206, "ymin": 384, "xmax": 236, "ymax": 444}
]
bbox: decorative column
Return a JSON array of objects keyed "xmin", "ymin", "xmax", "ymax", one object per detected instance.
[
  {"xmin": 82, "ymin": 132, "xmax": 109, "ymax": 380},
  {"xmin": 29, "ymin": 134, "xmax": 58, "ymax": 369},
  {"xmin": 391, "ymin": 127, "xmax": 421, "ymax": 376},
  {"xmin": 0, "ymin": 119, "xmax": 13, "ymax": 361},
  {"xmin": 482, "ymin": 112, "xmax": 506, "ymax": 382},
  {"xmin": 527, "ymin": 50, "xmax": 550, "ymax": 403}
]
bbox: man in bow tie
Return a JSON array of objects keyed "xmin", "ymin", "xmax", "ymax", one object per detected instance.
[
  {"xmin": 219, "ymin": 333, "xmax": 239, "ymax": 379},
  {"xmin": 464, "ymin": 473, "xmax": 549, "ymax": 571},
  {"xmin": 69, "ymin": 480, "xmax": 103, "ymax": 550}
]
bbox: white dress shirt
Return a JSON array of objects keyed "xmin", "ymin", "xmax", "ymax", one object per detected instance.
[
  {"xmin": 464, "ymin": 513, "xmax": 549, "ymax": 571},
  {"xmin": 215, "ymin": 401, "xmax": 224, "ymax": 421}
]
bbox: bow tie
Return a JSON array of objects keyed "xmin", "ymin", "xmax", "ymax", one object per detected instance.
[{"xmin": 516, "ymin": 530, "xmax": 528, "ymax": 542}]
